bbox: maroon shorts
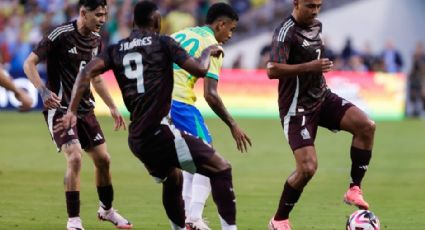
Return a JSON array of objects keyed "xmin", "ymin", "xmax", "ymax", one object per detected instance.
[
  {"xmin": 281, "ymin": 92, "xmax": 354, "ymax": 151},
  {"xmin": 128, "ymin": 122, "xmax": 215, "ymax": 182},
  {"xmin": 43, "ymin": 109, "xmax": 105, "ymax": 151}
]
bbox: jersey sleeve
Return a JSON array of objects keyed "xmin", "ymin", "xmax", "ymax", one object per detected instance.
[
  {"xmin": 269, "ymin": 26, "xmax": 293, "ymax": 64},
  {"xmin": 206, "ymin": 56, "xmax": 222, "ymax": 80},
  {"xmin": 161, "ymin": 35, "xmax": 190, "ymax": 66},
  {"xmin": 33, "ymin": 35, "xmax": 54, "ymax": 61}
]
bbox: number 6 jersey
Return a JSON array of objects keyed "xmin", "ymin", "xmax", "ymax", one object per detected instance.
[
  {"xmin": 33, "ymin": 20, "xmax": 101, "ymax": 113},
  {"xmin": 99, "ymin": 30, "xmax": 190, "ymax": 138}
]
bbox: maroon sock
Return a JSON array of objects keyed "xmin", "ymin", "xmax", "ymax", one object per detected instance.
[
  {"xmin": 350, "ymin": 146, "xmax": 371, "ymax": 187},
  {"xmin": 97, "ymin": 185, "xmax": 113, "ymax": 210},
  {"xmin": 210, "ymin": 168, "xmax": 236, "ymax": 225},
  {"xmin": 274, "ymin": 182, "xmax": 302, "ymax": 220},
  {"xmin": 162, "ymin": 173, "xmax": 185, "ymax": 227},
  {"xmin": 66, "ymin": 191, "xmax": 80, "ymax": 218}
]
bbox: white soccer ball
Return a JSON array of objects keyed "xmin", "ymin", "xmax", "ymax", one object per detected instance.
[{"xmin": 346, "ymin": 210, "xmax": 380, "ymax": 230}]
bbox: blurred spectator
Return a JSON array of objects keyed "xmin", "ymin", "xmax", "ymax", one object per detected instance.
[
  {"xmin": 341, "ymin": 37, "xmax": 356, "ymax": 62},
  {"xmin": 257, "ymin": 44, "xmax": 271, "ymax": 69},
  {"xmin": 162, "ymin": 0, "xmax": 197, "ymax": 35},
  {"xmin": 322, "ymin": 36, "xmax": 336, "ymax": 61},
  {"xmin": 346, "ymin": 55, "xmax": 368, "ymax": 72},
  {"xmin": 232, "ymin": 53, "xmax": 244, "ymax": 69},
  {"xmin": 407, "ymin": 41, "xmax": 425, "ymax": 117},
  {"xmin": 230, "ymin": 0, "xmax": 251, "ymax": 15},
  {"xmin": 381, "ymin": 39, "xmax": 403, "ymax": 73},
  {"xmin": 361, "ymin": 42, "xmax": 376, "ymax": 72}
]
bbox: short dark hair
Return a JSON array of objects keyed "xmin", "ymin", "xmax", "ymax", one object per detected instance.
[
  {"xmin": 79, "ymin": 0, "xmax": 107, "ymax": 11},
  {"xmin": 134, "ymin": 1, "xmax": 158, "ymax": 27},
  {"xmin": 206, "ymin": 3, "xmax": 239, "ymax": 24}
]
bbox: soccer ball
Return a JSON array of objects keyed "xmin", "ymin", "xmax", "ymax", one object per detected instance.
[{"xmin": 346, "ymin": 210, "xmax": 380, "ymax": 230}]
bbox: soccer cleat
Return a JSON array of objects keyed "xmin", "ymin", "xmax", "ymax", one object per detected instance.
[
  {"xmin": 344, "ymin": 185, "xmax": 370, "ymax": 210},
  {"xmin": 268, "ymin": 218, "xmax": 291, "ymax": 230},
  {"xmin": 97, "ymin": 207, "xmax": 133, "ymax": 229},
  {"xmin": 67, "ymin": 217, "xmax": 84, "ymax": 230},
  {"xmin": 185, "ymin": 218, "xmax": 211, "ymax": 230}
]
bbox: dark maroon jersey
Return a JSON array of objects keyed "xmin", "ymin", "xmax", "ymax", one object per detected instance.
[
  {"xmin": 270, "ymin": 16, "xmax": 329, "ymax": 118},
  {"xmin": 99, "ymin": 30, "xmax": 190, "ymax": 138},
  {"xmin": 33, "ymin": 20, "xmax": 101, "ymax": 112}
]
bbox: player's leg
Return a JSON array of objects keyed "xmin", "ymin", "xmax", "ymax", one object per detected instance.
[
  {"xmin": 181, "ymin": 132, "xmax": 236, "ymax": 230},
  {"xmin": 62, "ymin": 140, "xmax": 85, "ymax": 230},
  {"xmin": 171, "ymin": 100, "xmax": 212, "ymax": 228},
  {"xmin": 319, "ymin": 92, "xmax": 374, "ymax": 209},
  {"xmin": 182, "ymin": 171, "xmax": 193, "ymax": 217},
  {"xmin": 187, "ymin": 107, "xmax": 212, "ymax": 228},
  {"xmin": 340, "ymin": 106, "xmax": 375, "ymax": 209},
  {"xmin": 81, "ymin": 113, "xmax": 132, "ymax": 229},
  {"xmin": 189, "ymin": 173, "xmax": 211, "ymax": 221},
  {"xmin": 87, "ymin": 143, "xmax": 132, "ymax": 229},
  {"xmin": 171, "ymin": 100, "xmax": 197, "ymax": 220},
  {"xmin": 45, "ymin": 109, "xmax": 85, "ymax": 230},
  {"xmin": 269, "ymin": 112, "xmax": 319, "ymax": 230},
  {"xmin": 196, "ymin": 152, "xmax": 236, "ymax": 230},
  {"xmin": 162, "ymin": 167, "xmax": 187, "ymax": 230},
  {"xmin": 269, "ymin": 146, "xmax": 317, "ymax": 230}
]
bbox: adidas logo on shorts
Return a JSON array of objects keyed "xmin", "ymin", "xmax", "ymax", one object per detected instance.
[{"xmin": 93, "ymin": 133, "xmax": 103, "ymax": 142}]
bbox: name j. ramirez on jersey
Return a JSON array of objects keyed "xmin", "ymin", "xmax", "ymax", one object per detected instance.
[{"xmin": 120, "ymin": 37, "xmax": 152, "ymax": 51}]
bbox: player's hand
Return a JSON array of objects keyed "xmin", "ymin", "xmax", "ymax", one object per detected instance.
[
  {"xmin": 208, "ymin": 44, "xmax": 224, "ymax": 58},
  {"xmin": 309, "ymin": 58, "xmax": 333, "ymax": 73},
  {"xmin": 110, "ymin": 107, "xmax": 126, "ymax": 131},
  {"xmin": 39, "ymin": 86, "xmax": 61, "ymax": 109},
  {"xmin": 14, "ymin": 88, "xmax": 33, "ymax": 112},
  {"xmin": 230, "ymin": 124, "xmax": 252, "ymax": 153},
  {"xmin": 54, "ymin": 111, "xmax": 77, "ymax": 137}
]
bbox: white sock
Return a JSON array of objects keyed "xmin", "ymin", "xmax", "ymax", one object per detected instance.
[
  {"xmin": 220, "ymin": 216, "xmax": 237, "ymax": 230},
  {"xmin": 189, "ymin": 173, "xmax": 211, "ymax": 220},
  {"xmin": 169, "ymin": 220, "xmax": 186, "ymax": 230},
  {"xmin": 182, "ymin": 171, "xmax": 194, "ymax": 218}
]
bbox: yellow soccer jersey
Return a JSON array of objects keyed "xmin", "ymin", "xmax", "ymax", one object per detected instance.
[{"xmin": 172, "ymin": 26, "xmax": 223, "ymax": 105}]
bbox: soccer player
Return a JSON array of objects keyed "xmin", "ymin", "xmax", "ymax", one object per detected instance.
[
  {"xmin": 266, "ymin": 0, "xmax": 376, "ymax": 229},
  {"xmin": 23, "ymin": 0, "xmax": 132, "ymax": 229},
  {"xmin": 170, "ymin": 3, "xmax": 251, "ymax": 230},
  {"xmin": 58, "ymin": 1, "xmax": 239, "ymax": 230},
  {"xmin": 0, "ymin": 67, "xmax": 33, "ymax": 111}
]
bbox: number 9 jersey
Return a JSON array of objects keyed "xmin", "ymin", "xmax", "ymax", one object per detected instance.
[{"xmin": 99, "ymin": 30, "xmax": 190, "ymax": 138}]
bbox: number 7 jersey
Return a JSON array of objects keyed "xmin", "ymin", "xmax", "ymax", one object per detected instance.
[
  {"xmin": 99, "ymin": 30, "xmax": 190, "ymax": 137},
  {"xmin": 171, "ymin": 26, "xmax": 223, "ymax": 105},
  {"xmin": 270, "ymin": 16, "xmax": 329, "ymax": 118}
]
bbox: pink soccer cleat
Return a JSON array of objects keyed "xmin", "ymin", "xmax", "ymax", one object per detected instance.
[
  {"xmin": 268, "ymin": 218, "xmax": 291, "ymax": 230},
  {"xmin": 344, "ymin": 186, "xmax": 370, "ymax": 210},
  {"xmin": 97, "ymin": 207, "xmax": 133, "ymax": 229}
]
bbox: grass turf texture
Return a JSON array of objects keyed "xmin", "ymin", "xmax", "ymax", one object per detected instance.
[{"xmin": 0, "ymin": 112, "xmax": 424, "ymax": 229}]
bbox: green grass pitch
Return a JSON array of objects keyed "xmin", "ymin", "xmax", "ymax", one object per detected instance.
[{"xmin": 0, "ymin": 112, "xmax": 424, "ymax": 229}]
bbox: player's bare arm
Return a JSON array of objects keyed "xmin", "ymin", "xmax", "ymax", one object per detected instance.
[
  {"xmin": 91, "ymin": 75, "xmax": 127, "ymax": 131},
  {"xmin": 24, "ymin": 52, "xmax": 61, "ymax": 109},
  {"xmin": 204, "ymin": 78, "xmax": 251, "ymax": 152},
  {"xmin": 0, "ymin": 68, "xmax": 33, "ymax": 111},
  {"xmin": 179, "ymin": 44, "xmax": 223, "ymax": 77},
  {"xmin": 267, "ymin": 58, "xmax": 333, "ymax": 79}
]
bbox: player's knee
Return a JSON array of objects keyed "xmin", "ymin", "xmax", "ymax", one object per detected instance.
[
  {"xmin": 299, "ymin": 163, "xmax": 317, "ymax": 180},
  {"xmin": 218, "ymin": 159, "xmax": 231, "ymax": 171},
  {"xmin": 359, "ymin": 119, "xmax": 376, "ymax": 140},
  {"xmin": 67, "ymin": 153, "xmax": 82, "ymax": 171},
  {"xmin": 95, "ymin": 153, "xmax": 111, "ymax": 170}
]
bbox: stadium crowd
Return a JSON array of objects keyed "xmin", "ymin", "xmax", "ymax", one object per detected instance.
[{"xmin": 1, "ymin": 0, "xmax": 424, "ymax": 116}]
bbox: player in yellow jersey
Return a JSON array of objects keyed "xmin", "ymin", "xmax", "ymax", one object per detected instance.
[{"xmin": 170, "ymin": 3, "xmax": 251, "ymax": 230}]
